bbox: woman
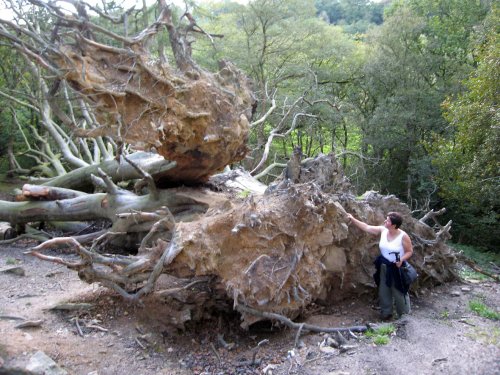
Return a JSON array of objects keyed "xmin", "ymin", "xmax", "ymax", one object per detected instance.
[{"xmin": 347, "ymin": 211, "xmax": 413, "ymax": 320}]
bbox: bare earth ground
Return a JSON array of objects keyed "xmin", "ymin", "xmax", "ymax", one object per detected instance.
[{"xmin": 0, "ymin": 243, "xmax": 499, "ymax": 375}]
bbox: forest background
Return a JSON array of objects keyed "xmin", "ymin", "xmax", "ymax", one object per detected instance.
[{"xmin": 0, "ymin": 0, "xmax": 498, "ymax": 253}]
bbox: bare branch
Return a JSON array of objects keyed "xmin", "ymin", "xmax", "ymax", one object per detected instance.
[
  {"xmin": 250, "ymin": 95, "xmax": 277, "ymax": 128},
  {"xmin": 251, "ymin": 112, "xmax": 317, "ymax": 175},
  {"xmin": 236, "ymin": 304, "xmax": 368, "ymax": 334},
  {"xmin": 419, "ymin": 208, "xmax": 447, "ymax": 225}
]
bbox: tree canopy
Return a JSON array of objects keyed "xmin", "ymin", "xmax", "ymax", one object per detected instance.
[{"xmin": 0, "ymin": 0, "xmax": 497, "ymax": 251}]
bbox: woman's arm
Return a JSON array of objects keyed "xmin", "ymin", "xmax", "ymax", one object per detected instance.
[
  {"xmin": 396, "ymin": 233, "xmax": 414, "ymax": 267},
  {"xmin": 347, "ymin": 213, "xmax": 383, "ymax": 236}
]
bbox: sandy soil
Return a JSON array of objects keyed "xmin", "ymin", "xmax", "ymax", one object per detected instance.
[{"xmin": 0, "ymin": 243, "xmax": 499, "ymax": 375}]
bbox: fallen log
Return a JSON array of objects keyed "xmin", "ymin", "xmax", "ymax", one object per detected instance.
[{"xmin": 0, "ymin": 222, "xmax": 16, "ymax": 240}]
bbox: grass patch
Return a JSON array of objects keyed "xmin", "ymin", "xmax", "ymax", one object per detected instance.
[
  {"xmin": 459, "ymin": 269, "xmax": 489, "ymax": 281},
  {"xmin": 451, "ymin": 243, "xmax": 500, "ymax": 268},
  {"xmin": 365, "ymin": 324, "xmax": 395, "ymax": 345},
  {"xmin": 238, "ymin": 189, "xmax": 251, "ymax": 198},
  {"xmin": 0, "ymin": 175, "xmax": 21, "ymax": 193},
  {"xmin": 450, "ymin": 243, "xmax": 500, "ymax": 281},
  {"xmin": 440, "ymin": 310, "xmax": 450, "ymax": 319},
  {"xmin": 469, "ymin": 299, "xmax": 500, "ymax": 320},
  {"xmin": 372, "ymin": 335, "xmax": 390, "ymax": 345},
  {"xmin": 6, "ymin": 258, "xmax": 18, "ymax": 265},
  {"xmin": 466, "ymin": 327, "xmax": 500, "ymax": 346}
]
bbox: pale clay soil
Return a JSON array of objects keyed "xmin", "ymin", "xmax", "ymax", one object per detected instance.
[{"xmin": 0, "ymin": 243, "xmax": 499, "ymax": 375}]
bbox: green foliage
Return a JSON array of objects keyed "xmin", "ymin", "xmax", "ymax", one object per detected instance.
[
  {"xmin": 469, "ymin": 299, "xmax": 500, "ymax": 320},
  {"xmin": 344, "ymin": 0, "xmax": 493, "ymax": 215},
  {"xmin": 466, "ymin": 327, "xmax": 500, "ymax": 346},
  {"xmin": 315, "ymin": 0, "xmax": 386, "ymax": 33},
  {"xmin": 238, "ymin": 189, "xmax": 251, "ymax": 198},
  {"xmin": 451, "ymin": 243, "xmax": 500, "ymax": 281},
  {"xmin": 0, "ymin": 44, "xmax": 37, "ymax": 172},
  {"xmin": 5, "ymin": 258, "xmax": 17, "ymax": 265},
  {"xmin": 452, "ymin": 243, "xmax": 500, "ymax": 269},
  {"xmin": 196, "ymin": 0, "xmax": 363, "ymax": 174},
  {"xmin": 372, "ymin": 335, "xmax": 390, "ymax": 345},
  {"xmin": 365, "ymin": 324, "xmax": 395, "ymax": 345},
  {"xmin": 351, "ymin": 4, "xmax": 449, "ymax": 201},
  {"xmin": 429, "ymin": 6, "xmax": 499, "ymax": 250}
]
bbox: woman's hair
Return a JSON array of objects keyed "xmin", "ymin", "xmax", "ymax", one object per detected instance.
[{"xmin": 388, "ymin": 212, "xmax": 403, "ymax": 229}]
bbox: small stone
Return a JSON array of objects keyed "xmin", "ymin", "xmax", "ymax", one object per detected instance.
[
  {"xmin": 26, "ymin": 351, "xmax": 67, "ymax": 375},
  {"xmin": 451, "ymin": 291, "xmax": 461, "ymax": 297}
]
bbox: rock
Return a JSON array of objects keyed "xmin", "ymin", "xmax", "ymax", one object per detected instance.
[
  {"xmin": 262, "ymin": 364, "xmax": 279, "ymax": 374},
  {"xmin": 26, "ymin": 351, "xmax": 67, "ymax": 375}
]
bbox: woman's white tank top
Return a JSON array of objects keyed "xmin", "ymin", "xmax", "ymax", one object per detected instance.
[{"xmin": 379, "ymin": 228, "xmax": 405, "ymax": 262}]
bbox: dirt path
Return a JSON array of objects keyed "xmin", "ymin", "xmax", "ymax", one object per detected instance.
[{"xmin": 0, "ymin": 244, "xmax": 499, "ymax": 375}]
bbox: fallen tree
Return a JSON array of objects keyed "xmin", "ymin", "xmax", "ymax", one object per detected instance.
[
  {"xmin": 0, "ymin": 153, "xmax": 457, "ymax": 327},
  {"xmin": 0, "ymin": 0, "xmax": 458, "ymax": 328}
]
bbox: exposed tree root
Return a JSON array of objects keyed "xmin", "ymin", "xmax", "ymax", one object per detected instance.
[{"xmin": 235, "ymin": 304, "xmax": 368, "ymax": 334}]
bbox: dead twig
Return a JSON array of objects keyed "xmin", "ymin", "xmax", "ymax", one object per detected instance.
[
  {"xmin": 210, "ymin": 342, "xmax": 222, "ymax": 367},
  {"xmin": 135, "ymin": 337, "xmax": 147, "ymax": 350},
  {"xmin": 86, "ymin": 323, "xmax": 108, "ymax": 332},
  {"xmin": 14, "ymin": 320, "xmax": 44, "ymax": 329},
  {"xmin": 294, "ymin": 322, "xmax": 305, "ymax": 348},
  {"xmin": 217, "ymin": 334, "xmax": 235, "ymax": 350},
  {"xmin": 236, "ymin": 305, "xmax": 368, "ymax": 334},
  {"xmin": 235, "ymin": 339, "xmax": 268, "ymax": 367},
  {"xmin": 0, "ymin": 315, "xmax": 26, "ymax": 321},
  {"xmin": 155, "ymin": 278, "xmax": 209, "ymax": 297},
  {"xmin": 74, "ymin": 318, "xmax": 84, "ymax": 337}
]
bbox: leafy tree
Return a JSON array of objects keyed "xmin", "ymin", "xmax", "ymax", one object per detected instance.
[
  {"xmin": 430, "ymin": 6, "xmax": 499, "ymax": 250},
  {"xmin": 315, "ymin": 0, "xmax": 386, "ymax": 33},
  {"xmin": 348, "ymin": 0, "xmax": 491, "ymax": 210},
  {"xmin": 196, "ymin": 0, "xmax": 362, "ymax": 176}
]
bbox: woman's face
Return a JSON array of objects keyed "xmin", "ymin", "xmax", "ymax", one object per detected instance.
[{"xmin": 384, "ymin": 217, "xmax": 394, "ymax": 229}]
